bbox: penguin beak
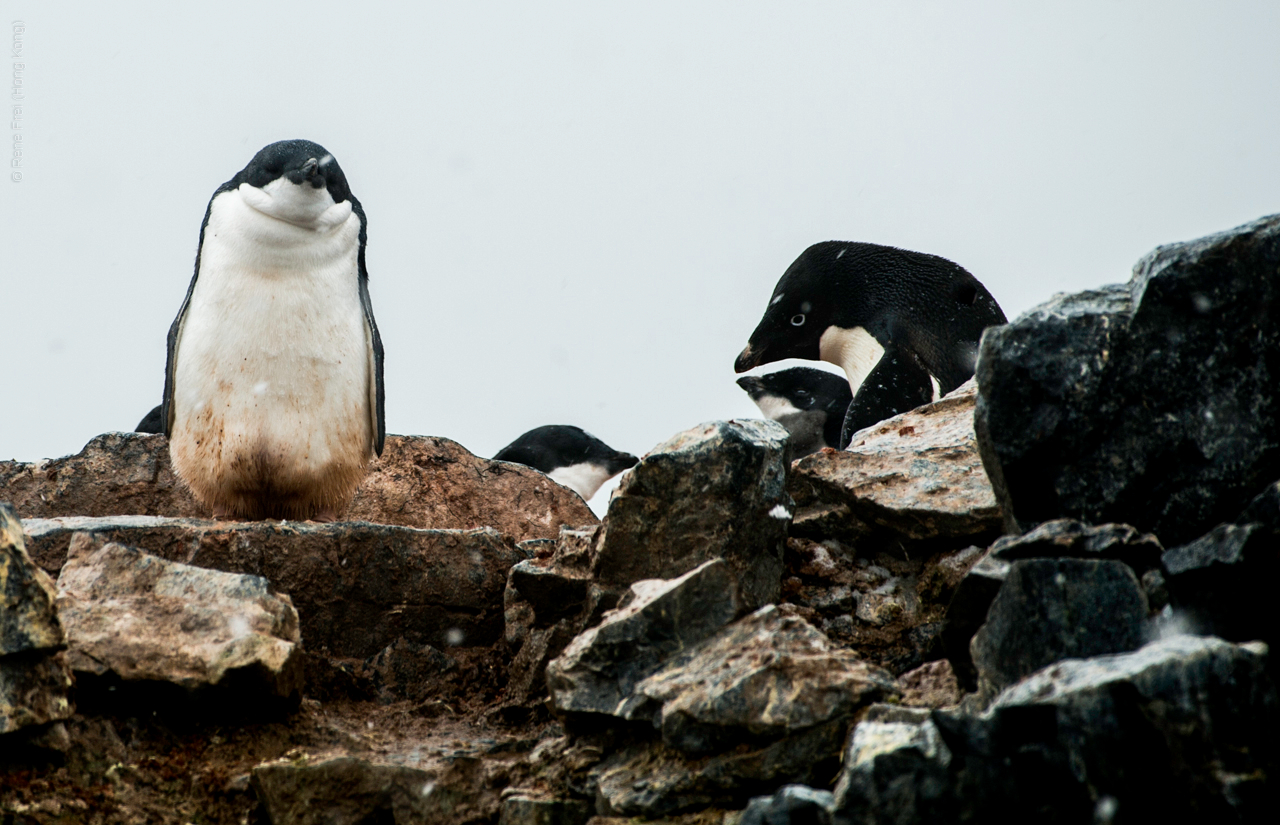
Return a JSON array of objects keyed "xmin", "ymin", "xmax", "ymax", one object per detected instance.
[
  {"xmin": 300, "ymin": 157, "xmax": 319, "ymax": 178},
  {"xmin": 734, "ymin": 344, "xmax": 764, "ymax": 373},
  {"xmin": 736, "ymin": 376, "xmax": 765, "ymax": 397}
]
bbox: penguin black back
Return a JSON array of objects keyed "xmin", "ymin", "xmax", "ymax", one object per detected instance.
[{"xmin": 734, "ymin": 242, "xmax": 1006, "ymax": 393}]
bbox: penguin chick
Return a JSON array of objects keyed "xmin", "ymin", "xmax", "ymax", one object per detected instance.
[
  {"xmin": 734, "ymin": 241, "xmax": 1005, "ymax": 447},
  {"xmin": 135, "ymin": 404, "xmax": 163, "ymax": 434},
  {"xmin": 736, "ymin": 367, "xmax": 852, "ymax": 457},
  {"xmin": 493, "ymin": 425, "xmax": 638, "ymax": 500},
  {"xmin": 163, "ymin": 139, "xmax": 385, "ymax": 521}
]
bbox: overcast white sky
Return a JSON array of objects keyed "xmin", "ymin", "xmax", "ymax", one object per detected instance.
[{"xmin": 3, "ymin": 2, "xmax": 1279, "ymax": 515}]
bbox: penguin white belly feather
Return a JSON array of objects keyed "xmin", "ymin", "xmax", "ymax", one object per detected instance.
[{"xmin": 169, "ymin": 184, "xmax": 375, "ymax": 519}]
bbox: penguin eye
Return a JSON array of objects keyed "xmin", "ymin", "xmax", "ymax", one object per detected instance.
[{"xmin": 791, "ymin": 314, "xmax": 806, "ymax": 326}]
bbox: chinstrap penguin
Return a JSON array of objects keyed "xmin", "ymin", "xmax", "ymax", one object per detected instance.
[
  {"xmin": 493, "ymin": 425, "xmax": 638, "ymax": 501},
  {"xmin": 135, "ymin": 404, "xmax": 164, "ymax": 434},
  {"xmin": 162, "ymin": 139, "xmax": 385, "ymax": 521},
  {"xmin": 736, "ymin": 367, "xmax": 852, "ymax": 457},
  {"xmin": 735, "ymin": 241, "xmax": 1006, "ymax": 448}
]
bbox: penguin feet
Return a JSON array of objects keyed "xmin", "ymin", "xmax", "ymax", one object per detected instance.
[{"xmin": 309, "ymin": 509, "xmax": 339, "ymax": 524}]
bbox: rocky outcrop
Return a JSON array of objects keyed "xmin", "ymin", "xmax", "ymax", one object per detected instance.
[
  {"xmin": 976, "ymin": 214, "xmax": 1280, "ymax": 546},
  {"xmin": 593, "ymin": 419, "xmax": 791, "ymax": 611},
  {"xmin": 24, "ymin": 516, "xmax": 522, "ymax": 657},
  {"xmin": 788, "ymin": 380, "xmax": 1001, "ymax": 551},
  {"xmin": 55, "ymin": 534, "xmax": 303, "ymax": 699},
  {"xmin": 5, "ymin": 214, "xmax": 1280, "ymax": 824},
  {"xmin": 0, "ymin": 432, "xmax": 595, "ymax": 541},
  {"xmin": 0, "ymin": 503, "xmax": 73, "ymax": 738}
]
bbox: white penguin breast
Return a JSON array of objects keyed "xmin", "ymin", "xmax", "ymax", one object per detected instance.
[
  {"xmin": 750, "ymin": 394, "xmax": 804, "ymax": 420},
  {"xmin": 819, "ymin": 326, "xmax": 886, "ymax": 396},
  {"xmin": 172, "ymin": 187, "xmax": 373, "ymax": 479},
  {"xmin": 547, "ymin": 462, "xmax": 615, "ymax": 501}
]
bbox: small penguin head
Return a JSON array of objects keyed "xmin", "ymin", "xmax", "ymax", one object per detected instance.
[
  {"xmin": 231, "ymin": 139, "xmax": 355, "ymax": 229},
  {"xmin": 734, "ymin": 243, "xmax": 849, "ymax": 373},
  {"xmin": 736, "ymin": 367, "xmax": 852, "ymax": 418}
]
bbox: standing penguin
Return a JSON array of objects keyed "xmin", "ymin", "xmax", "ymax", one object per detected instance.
[
  {"xmin": 736, "ymin": 367, "xmax": 853, "ymax": 457},
  {"xmin": 163, "ymin": 139, "xmax": 385, "ymax": 521},
  {"xmin": 493, "ymin": 425, "xmax": 638, "ymax": 501},
  {"xmin": 734, "ymin": 242, "xmax": 1005, "ymax": 448}
]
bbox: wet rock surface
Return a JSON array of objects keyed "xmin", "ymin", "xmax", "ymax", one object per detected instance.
[
  {"xmin": 1, "ymin": 504, "xmax": 73, "ymax": 738},
  {"xmin": 788, "ymin": 381, "xmax": 1001, "ymax": 550},
  {"xmin": 547, "ymin": 560, "xmax": 742, "ymax": 719},
  {"xmin": 23, "ymin": 515, "xmax": 522, "ymax": 657},
  {"xmin": 970, "ymin": 558, "xmax": 1148, "ymax": 701},
  {"xmin": 976, "ymin": 214, "xmax": 1280, "ymax": 546},
  {"xmin": 593, "ymin": 419, "xmax": 791, "ymax": 611},
  {"xmin": 0, "ymin": 433, "xmax": 595, "ymax": 541},
  {"xmin": 55, "ymin": 534, "xmax": 303, "ymax": 700}
]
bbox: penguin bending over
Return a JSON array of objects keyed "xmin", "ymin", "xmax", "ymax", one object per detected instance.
[
  {"xmin": 163, "ymin": 139, "xmax": 385, "ymax": 521},
  {"xmin": 734, "ymin": 242, "xmax": 1005, "ymax": 448},
  {"xmin": 736, "ymin": 367, "xmax": 852, "ymax": 457},
  {"xmin": 493, "ymin": 425, "xmax": 638, "ymax": 501}
]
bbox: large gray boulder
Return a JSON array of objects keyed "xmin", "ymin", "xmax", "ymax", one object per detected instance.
[
  {"xmin": 55, "ymin": 534, "xmax": 303, "ymax": 698},
  {"xmin": 834, "ymin": 705, "xmax": 951, "ymax": 824},
  {"xmin": 941, "ymin": 519, "xmax": 1163, "ymax": 689},
  {"xmin": 592, "ymin": 419, "xmax": 791, "ymax": 610},
  {"xmin": 944, "ymin": 635, "xmax": 1278, "ymax": 822},
  {"xmin": 24, "ymin": 515, "xmax": 522, "ymax": 657},
  {"xmin": 970, "ymin": 558, "xmax": 1148, "ymax": 701},
  {"xmin": 629, "ymin": 606, "xmax": 896, "ymax": 754},
  {"xmin": 976, "ymin": 214, "xmax": 1280, "ymax": 546},
  {"xmin": 0, "ymin": 503, "xmax": 73, "ymax": 737},
  {"xmin": 0, "ymin": 432, "xmax": 596, "ymax": 541},
  {"xmin": 546, "ymin": 559, "xmax": 741, "ymax": 718},
  {"xmin": 789, "ymin": 381, "xmax": 1002, "ymax": 550}
]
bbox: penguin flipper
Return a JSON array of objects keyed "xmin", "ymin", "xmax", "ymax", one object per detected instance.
[
  {"xmin": 162, "ymin": 200, "xmax": 216, "ymax": 438},
  {"xmin": 839, "ymin": 345, "xmax": 935, "ymax": 448},
  {"xmin": 352, "ymin": 198, "xmax": 385, "ymax": 457}
]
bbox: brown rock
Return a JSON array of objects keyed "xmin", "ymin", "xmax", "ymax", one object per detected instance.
[
  {"xmin": 1, "ymin": 503, "xmax": 63, "ymax": 656},
  {"xmin": 1, "ymin": 503, "xmax": 74, "ymax": 737},
  {"xmin": 895, "ymin": 659, "xmax": 962, "ymax": 709},
  {"xmin": 24, "ymin": 516, "xmax": 523, "ymax": 657},
  {"xmin": 788, "ymin": 380, "xmax": 1002, "ymax": 550},
  {"xmin": 0, "ymin": 432, "xmax": 596, "ymax": 541},
  {"xmin": 592, "ymin": 419, "xmax": 792, "ymax": 611},
  {"xmin": 55, "ymin": 536, "xmax": 303, "ymax": 697}
]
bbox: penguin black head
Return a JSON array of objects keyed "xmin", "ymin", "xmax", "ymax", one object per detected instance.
[
  {"xmin": 493, "ymin": 425, "xmax": 639, "ymax": 500},
  {"xmin": 232, "ymin": 139, "xmax": 353, "ymax": 202},
  {"xmin": 737, "ymin": 367, "xmax": 853, "ymax": 455},
  {"xmin": 215, "ymin": 139, "xmax": 360, "ymax": 231},
  {"xmin": 734, "ymin": 241, "xmax": 1006, "ymax": 395}
]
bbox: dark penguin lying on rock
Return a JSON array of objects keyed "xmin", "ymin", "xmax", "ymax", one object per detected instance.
[
  {"xmin": 735, "ymin": 241, "xmax": 1006, "ymax": 447},
  {"xmin": 736, "ymin": 367, "xmax": 852, "ymax": 457},
  {"xmin": 162, "ymin": 139, "xmax": 386, "ymax": 522},
  {"xmin": 493, "ymin": 425, "xmax": 638, "ymax": 501},
  {"xmin": 135, "ymin": 404, "xmax": 164, "ymax": 434}
]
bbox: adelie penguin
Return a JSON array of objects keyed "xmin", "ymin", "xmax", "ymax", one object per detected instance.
[
  {"xmin": 735, "ymin": 242, "xmax": 1005, "ymax": 448},
  {"xmin": 736, "ymin": 367, "xmax": 852, "ymax": 458},
  {"xmin": 162, "ymin": 139, "xmax": 385, "ymax": 521},
  {"xmin": 493, "ymin": 425, "xmax": 638, "ymax": 501}
]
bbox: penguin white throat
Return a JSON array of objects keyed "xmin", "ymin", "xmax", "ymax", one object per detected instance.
[
  {"xmin": 238, "ymin": 178, "xmax": 352, "ymax": 231},
  {"xmin": 547, "ymin": 462, "xmax": 616, "ymax": 501},
  {"xmin": 818, "ymin": 325, "xmax": 885, "ymax": 395}
]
